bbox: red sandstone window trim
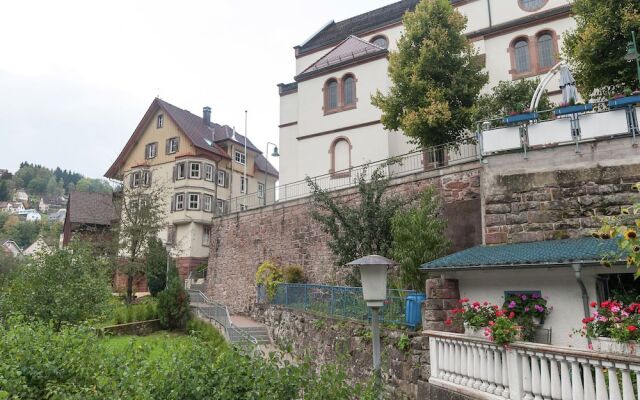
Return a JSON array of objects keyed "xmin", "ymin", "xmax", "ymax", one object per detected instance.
[{"xmin": 328, "ymin": 136, "xmax": 353, "ymax": 178}]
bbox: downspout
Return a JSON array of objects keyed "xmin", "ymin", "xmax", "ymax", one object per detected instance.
[
  {"xmin": 486, "ymin": 0, "xmax": 492, "ymax": 28},
  {"xmin": 572, "ymin": 263, "xmax": 591, "ymax": 345}
]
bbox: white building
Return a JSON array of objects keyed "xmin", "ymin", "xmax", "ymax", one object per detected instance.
[
  {"xmin": 13, "ymin": 189, "xmax": 28, "ymax": 203},
  {"xmin": 278, "ymin": 0, "xmax": 574, "ymax": 186}
]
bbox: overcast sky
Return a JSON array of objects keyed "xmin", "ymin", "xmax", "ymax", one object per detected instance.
[{"xmin": 0, "ymin": 0, "xmax": 393, "ymax": 179}]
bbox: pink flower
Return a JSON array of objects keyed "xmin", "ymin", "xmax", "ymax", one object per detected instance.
[
  {"xmin": 508, "ymin": 301, "xmax": 516, "ymax": 309},
  {"xmin": 524, "ymin": 307, "xmax": 530, "ymax": 312},
  {"xmin": 521, "ymin": 294, "xmax": 528, "ymax": 301},
  {"xmin": 611, "ymin": 305, "xmax": 621, "ymax": 313},
  {"xmin": 534, "ymin": 305, "xmax": 545, "ymax": 313}
]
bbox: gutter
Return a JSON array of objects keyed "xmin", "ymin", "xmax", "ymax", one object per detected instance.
[
  {"xmin": 419, "ymin": 261, "xmax": 610, "ymax": 272},
  {"xmin": 572, "ymin": 263, "xmax": 592, "ymax": 346}
]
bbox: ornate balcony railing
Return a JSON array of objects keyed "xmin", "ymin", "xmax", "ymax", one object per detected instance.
[{"xmin": 427, "ymin": 330, "xmax": 640, "ymax": 400}]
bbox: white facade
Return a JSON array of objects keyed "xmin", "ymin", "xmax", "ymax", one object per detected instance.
[{"xmin": 279, "ymin": 0, "xmax": 575, "ymax": 186}]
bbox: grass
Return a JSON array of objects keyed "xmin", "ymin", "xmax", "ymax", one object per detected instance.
[{"xmin": 100, "ymin": 331, "xmax": 193, "ymax": 361}]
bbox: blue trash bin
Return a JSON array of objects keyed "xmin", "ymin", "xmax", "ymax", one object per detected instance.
[{"xmin": 405, "ymin": 293, "xmax": 426, "ymax": 328}]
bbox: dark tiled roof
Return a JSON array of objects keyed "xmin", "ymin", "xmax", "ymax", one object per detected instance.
[
  {"xmin": 156, "ymin": 99, "xmax": 230, "ymax": 158},
  {"xmin": 420, "ymin": 238, "xmax": 620, "ymax": 270},
  {"xmin": 296, "ymin": 0, "xmax": 419, "ymax": 56},
  {"xmin": 278, "ymin": 82, "xmax": 298, "ymax": 96},
  {"xmin": 296, "ymin": 35, "xmax": 387, "ymax": 80},
  {"xmin": 254, "ymin": 154, "xmax": 279, "ymax": 178},
  {"xmin": 67, "ymin": 191, "xmax": 116, "ymax": 226},
  {"xmin": 212, "ymin": 124, "xmax": 262, "ymax": 154}
]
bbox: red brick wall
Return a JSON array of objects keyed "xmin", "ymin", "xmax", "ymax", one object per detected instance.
[{"xmin": 208, "ymin": 164, "xmax": 482, "ymax": 313}]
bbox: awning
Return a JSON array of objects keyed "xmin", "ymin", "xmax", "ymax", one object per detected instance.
[{"xmin": 420, "ymin": 238, "xmax": 619, "ymax": 271}]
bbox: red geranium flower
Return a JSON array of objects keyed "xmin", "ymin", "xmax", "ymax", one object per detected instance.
[
  {"xmin": 582, "ymin": 317, "xmax": 594, "ymax": 324},
  {"xmin": 509, "ymin": 312, "xmax": 515, "ymax": 319},
  {"xmin": 590, "ymin": 301, "xmax": 597, "ymax": 308},
  {"xmin": 628, "ymin": 326, "xmax": 637, "ymax": 332},
  {"xmin": 445, "ymin": 318, "xmax": 452, "ymax": 326}
]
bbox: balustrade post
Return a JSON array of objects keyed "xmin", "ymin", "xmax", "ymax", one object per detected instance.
[
  {"xmin": 442, "ymin": 341, "xmax": 451, "ymax": 381},
  {"xmin": 430, "ymin": 337, "xmax": 440, "ymax": 379},
  {"xmin": 454, "ymin": 342, "xmax": 462, "ymax": 384},
  {"xmin": 582, "ymin": 360, "xmax": 595, "ymax": 400},
  {"xmin": 594, "ymin": 362, "xmax": 607, "ymax": 400},
  {"xmin": 487, "ymin": 346, "xmax": 496, "ymax": 393},
  {"xmin": 606, "ymin": 363, "xmax": 622, "ymax": 400},
  {"xmin": 479, "ymin": 345, "xmax": 489, "ymax": 392},
  {"xmin": 539, "ymin": 355, "xmax": 551, "ymax": 400},
  {"xmin": 507, "ymin": 348, "xmax": 523, "ymax": 400},
  {"xmin": 501, "ymin": 351, "xmax": 510, "ymax": 398},
  {"xmin": 619, "ymin": 363, "xmax": 635, "ymax": 400},
  {"xmin": 494, "ymin": 348, "xmax": 505, "ymax": 396},
  {"xmin": 569, "ymin": 358, "xmax": 584, "ymax": 400},
  {"xmin": 560, "ymin": 359, "xmax": 572, "ymax": 400},
  {"xmin": 531, "ymin": 354, "xmax": 543, "ymax": 400},
  {"xmin": 473, "ymin": 344, "xmax": 482, "ymax": 390},
  {"xmin": 466, "ymin": 344, "xmax": 475, "ymax": 388},
  {"xmin": 460, "ymin": 343, "xmax": 468, "ymax": 387},
  {"xmin": 631, "ymin": 366, "xmax": 640, "ymax": 400},
  {"xmin": 550, "ymin": 357, "xmax": 561, "ymax": 400},
  {"xmin": 522, "ymin": 352, "xmax": 534, "ymax": 400}
]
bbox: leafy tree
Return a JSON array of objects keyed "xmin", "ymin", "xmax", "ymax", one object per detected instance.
[
  {"xmin": 75, "ymin": 177, "xmax": 112, "ymax": 194},
  {"xmin": 113, "ymin": 181, "xmax": 166, "ymax": 302},
  {"xmin": 564, "ymin": 0, "xmax": 640, "ymax": 98},
  {"xmin": 4, "ymin": 221, "xmax": 40, "ymax": 248},
  {"xmin": 475, "ymin": 79, "xmax": 554, "ymax": 123},
  {"xmin": 157, "ymin": 264, "xmax": 190, "ymax": 330},
  {"xmin": 391, "ymin": 187, "xmax": 450, "ymax": 291},
  {"xmin": 306, "ymin": 164, "xmax": 410, "ymax": 285},
  {"xmin": 146, "ymin": 237, "xmax": 168, "ymax": 296},
  {"xmin": 372, "ymin": 0, "xmax": 488, "ymax": 148},
  {"xmin": 0, "ymin": 180, "xmax": 10, "ymax": 201},
  {"xmin": 0, "ymin": 242, "xmax": 111, "ymax": 329}
]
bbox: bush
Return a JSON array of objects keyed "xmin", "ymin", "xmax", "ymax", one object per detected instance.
[
  {"xmin": 282, "ymin": 265, "xmax": 305, "ymax": 283},
  {"xmin": 255, "ymin": 260, "xmax": 283, "ymax": 299},
  {"xmin": 157, "ymin": 265, "xmax": 190, "ymax": 330},
  {"xmin": 145, "ymin": 238, "xmax": 168, "ymax": 297},
  {"xmin": 187, "ymin": 318, "xmax": 226, "ymax": 348},
  {"xmin": 0, "ymin": 242, "xmax": 111, "ymax": 328}
]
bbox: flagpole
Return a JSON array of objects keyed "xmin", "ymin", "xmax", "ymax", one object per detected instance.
[{"xmin": 243, "ymin": 111, "xmax": 248, "ymax": 196}]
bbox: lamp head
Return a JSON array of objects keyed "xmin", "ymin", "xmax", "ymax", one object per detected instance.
[
  {"xmin": 346, "ymin": 255, "xmax": 396, "ymax": 307},
  {"xmin": 271, "ymin": 146, "xmax": 280, "ymax": 157},
  {"xmin": 625, "ymin": 41, "xmax": 638, "ymax": 62}
]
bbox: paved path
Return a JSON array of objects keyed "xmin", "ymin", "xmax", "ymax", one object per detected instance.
[{"xmin": 230, "ymin": 315, "xmax": 266, "ymax": 328}]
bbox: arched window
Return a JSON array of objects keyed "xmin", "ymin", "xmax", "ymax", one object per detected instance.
[
  {"xmin": 329, "ymin": 136, "xmax": 352, "ymax": 176},
  {"xmin": 513, "ymin": 39, "xmax": 530, "ymax": 73},
  {"xmin": 518, "ymin": 0, "xmax": 546, "ymax": 12},
  {"xmin": 371, "ymin": 35, "xmax": 388, "ymax": 49},
  {"xmin": 325, "ymin": 79, "xmax": 338, "ymax": 111},
  {"xmin": 342, "ymin": 75, "xmax": 356, "ymax": 106},
  {"xmin": 537, "ymin": 33, "xmax": 555, "ymax": 69}
]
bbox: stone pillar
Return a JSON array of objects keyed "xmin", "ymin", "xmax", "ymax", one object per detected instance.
[{"xmin": 423, "ymin": 278, "xmax": 462, "ymax": 333}]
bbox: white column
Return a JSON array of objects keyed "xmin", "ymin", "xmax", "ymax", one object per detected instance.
[
  {"xmin": 480, "ymin": 346, "xmax": 489, "ymax": 392},
  {"xmin": 460, "ymin": 343, "xmax": 468, "ymax": 387},
  {"xmin": 430, "ymin": 337, "xmax": 439, "ymax": 380},
  {"xmin": 550, "ymin": 357, "xmax": 561, "ymax": 400},
  {"xmin": 467, "ymin": 344, "xmax": 476, "ymax": 388},
  {"xmin": 594, "ymin": 363, "xmax": 607, "ymax": 400},
  {"xmin": 582, "ymin": 361, "xmax": 595, "ymax": 400},
  {"xmin": 495, "ymin": 348, "xmax": 505, "ymax": 395},
  {"xmin": 570, "ymin": 358, "xmax": 584, "ymax": 400},
  {"xmin": 531, "ymin": 354, "xmax": 543, "ymax": 400},
  {"xmin": 442, "ymin": 341, "xmax": 451, "ymax": 381},
  {"xmin": 473, "ymin": 344, "xmax": 482, "ymax": 390},
  {"xmin": 607, "ymin": 363, "xmax": 622, "ymax": 400},
  {"xmin": 523, "ymin": 352, "xmax": 534, "ymax": 400},
  {"xmin": 454, "ymin": 342, "xmax": 462, "ymax": 384},
  {"xmin": 539, "ymin": 355, "xmax": 551, "ymax": 400},
  {"xmin": 560, "ymin": 359, "xmax": 572, "ymax": 400},
  {"xmin": 508, "ymin": 349, "xmax": 523, "ymax": 400},
  {"xmin": 502, "ymin": 351, "xmax": 511, "ymax": 399},
  {"xmin": 487, "ymin": 346, "xmax": 497, "ymax": 393},
  {"xmin": 619, "ymin": 363, "xmax": 636, "ymax": 400},
  {"xmin": 438, "ymin": 340, "xmax": 446, "ymax": 379}
]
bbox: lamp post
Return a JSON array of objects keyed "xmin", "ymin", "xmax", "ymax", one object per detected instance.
[
  {"xmin": 263, "ymin": 142, "xmax": 279, "ymax": 205},
  {"xmin": 624, "ymin": 31, "xmax": 640, "ymax": 86},
  {"xmin": 346, "ymin": 255, "xmax": 397, "ymax": 398}
]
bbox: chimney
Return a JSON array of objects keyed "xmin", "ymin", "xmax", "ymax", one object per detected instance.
[{"xmin": 203, "ymin": 106, "xmax": 211, "ymax": 126}]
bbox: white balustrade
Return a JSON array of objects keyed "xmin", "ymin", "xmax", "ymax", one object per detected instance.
[{"xmin": 428, "ymin": 331, "xmax": 640, "ymax": 400}]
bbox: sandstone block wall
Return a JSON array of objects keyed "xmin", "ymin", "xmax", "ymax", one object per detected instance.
[{"xmin": 208, "ymin": 163, "xmax": 482, "ymax": 313}]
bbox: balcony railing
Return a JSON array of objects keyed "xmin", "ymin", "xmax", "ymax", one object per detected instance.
[
  {"xmin": 226, "ymin": 140, "xmax": 479, "ymax": 214},
  {"xmin": 479, "ymin": 102, "xmax": 639, "ymax": 157},
  {"xmin": 427, "ymin": 330, "xmax": 640, "ymax": 400}
]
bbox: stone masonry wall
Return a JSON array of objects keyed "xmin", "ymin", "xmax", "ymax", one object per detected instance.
[
  {"xmin": 484, "ymin": 164, "xmax": 640, "ymax": 245},
  {"xmin": 207, "ymin": 163, "xmax": 481, "ymax": 313}
]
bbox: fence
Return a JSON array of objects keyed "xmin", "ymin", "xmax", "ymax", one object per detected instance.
[
  {"xmin": 263, "ymin": 283, "xmax": 423, "ymax": 328},
  {"xmin": 227, "ymin": 140, "xmax": 478, "ymax": 214}
]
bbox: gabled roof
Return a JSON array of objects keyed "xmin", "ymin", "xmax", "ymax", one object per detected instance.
[
  {"xmin": 66, "ymin": 191, "xmax": 116, "ymax": 226},
  {"xmin": 295, "ymin": 35, "xmax": 388, "ymax": 81},
  {"xmin": 255, "ymin": 154, "xmax": 279, "ymax": 178},
  {"xmin": 420, "ymin": 238, "xmax": 620, "ymax": 270},
  {"xmin": 213, "ymin": 124, "xmax": 262, "ymax": 153},
  {"xmin": 296, "ymin": 0, "xmax": 419, "ymax": 57}
]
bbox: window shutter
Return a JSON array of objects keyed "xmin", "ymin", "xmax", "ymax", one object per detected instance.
[
  {"xmin": 224, "ymin": 172, "xmax": 229, "ymax": 188},
  {"xmin": 197, "ymin": 163, "xmax": 202, "ymax": 179},
  {"xmin": 172, "ymin": 166, "xmax": 176, "ymax": 182},
  {"xmin": 176, "ymin": 137, "xmax": 180, "ymax": 152},
  {"xmin": 129, "ymin": 173, "xmax": 134, "ymax": 188},
  {"xmin": 165, "ymin": 139, "xmax": 170, "ymax": 154},
  {"xmin": 170, "ymin": 196, "xmax": 175, "ymax": 212},
  {"xmin": 147, "ymin": 171, "xmax": 152, "ymax": 186}
]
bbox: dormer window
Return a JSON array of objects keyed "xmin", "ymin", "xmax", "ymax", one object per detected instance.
[
  {"xmin": 234, "ymin": 151, "xmax": 246, "ymax": 165},
  {"xmin": 157, "ymin": 114, "xmax": 164, "ymax": 128}
]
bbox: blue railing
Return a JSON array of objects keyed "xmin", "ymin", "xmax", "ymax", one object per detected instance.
[{"xmin": 263, "ymin": 283, "xmax": 425, "ymax": 328}]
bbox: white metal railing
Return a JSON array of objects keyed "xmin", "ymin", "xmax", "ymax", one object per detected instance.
[
  {"xmin": 427, "ymin": 331, "xmax": 640, "ymax": 400},
  {"xmin": 227, "ymin": 141, "xmax": 479, "ymax": 214}
]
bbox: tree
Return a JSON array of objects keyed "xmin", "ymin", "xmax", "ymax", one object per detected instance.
[
  {"xmin": 76, "ymin": 178, "xmax": 112, "ymax": 194},
  {"xmin": 157, "ymin": 263, "xmax": 190, "ymax": 330},
  {"xmin": 372, "ymin": 0, "xmax": 488, "ymax": 148},
  {"xmin": 391, "ymin": 187, "xmax": 450, "ymax": 291},
  {"xmin": 475, "ymin": 79, "xmax": 554, "ymax": 123},
  {"xmin": 113, "ymin": 182, "xmax": 166, "ymax": 302},
  {"xmin": 5, "ymin": 221, "xmax": 40, "ymax": 248},
  {"xmin": 0, "ymin": 180, "xmax": 9, "ymax": 201},
  {"xmin": 563, "ymin": 0, "xmax": 640, "ymax": 98},
  {"xmin": 0, "ymin": 242, "xmax": 111, "ymax": 329},
  {"xmin": 146, "ymin": 237, "xmax": 168, "ymax": 296},
  {"xmin": 306, "ymin": 163, "xmax": 410, "ymax": 285}
]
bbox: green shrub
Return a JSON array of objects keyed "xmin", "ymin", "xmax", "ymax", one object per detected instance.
[
  {"xmin": 255, "ymin": 260, "xmax": 283, "ymax": 299},
  {"xmin": 187, "ymin": 318, "xmax": 226, "ymax": 348},
  {"xmin": 282, "ymin": 264, "xmax": 305, "ymax": 283},
  {"xmin": 146, "ymin": 238, "xmax": 168, "ymax": 297},
  {"xmin": 157, "ymin": 265, "xmax": 190, "ymax": 330},
  {"xmin": 125, "ymin": 307, "xmax": 134, "ymax": 323}
]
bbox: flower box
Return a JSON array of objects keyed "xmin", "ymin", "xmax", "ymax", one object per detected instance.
[
  {"xmin": 464, "ymin": 324, "xmax": 487, "ymax": 339},
  {"xmin": 608, "ymin": 95, "xmax": 640, "ymax": 109},
  {"xmin": 591, "ymin": 337, "xmax": 640, "ymax": 357},
  {"xmin": 553, "ymin": 103, "xmax": 593, "ymax": 116},
  {"xmin": 502, "ymin": 112, "xmax": 539, "ymax": 125}
]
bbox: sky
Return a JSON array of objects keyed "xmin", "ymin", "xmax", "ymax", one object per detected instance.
[{"xmin": 0, "ymin": 0, "xmax": 393, "ymax": 179}]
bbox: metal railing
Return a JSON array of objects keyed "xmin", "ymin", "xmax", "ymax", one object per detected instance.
[
  {"xmin": 262, "ymin": 283, "xmax": 421, "ymax": 328},
  {"xmin": 227, "ymin": 140, "xmax": 478, "ymax": 214},
  {"xmin": 187, "ymin": 289, "xmax": 258, "ymax": 345}
]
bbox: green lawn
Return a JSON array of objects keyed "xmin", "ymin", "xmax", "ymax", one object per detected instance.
[{"xmin": 100, "ymin": 331, "xmax": 197, "ymax": 361}]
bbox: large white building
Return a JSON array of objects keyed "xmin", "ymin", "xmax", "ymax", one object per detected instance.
[{"xmin": 278, "ymin": 0, "xmax": 574, "ymax": 186}]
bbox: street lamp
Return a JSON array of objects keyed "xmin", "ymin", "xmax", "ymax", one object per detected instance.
[
  {"xmin": 263, "ymin": 142, "xmax": 279, "ymax": 205},
  {"xmin": 624, "ymin": 31, "xmax": 640, "ymax": 86},
  {"xmin": 346, "ymin": 254, "xmax": 397, "ymax": 397}
]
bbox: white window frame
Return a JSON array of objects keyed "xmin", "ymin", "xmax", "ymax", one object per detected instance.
[
  {"xmin": 202, "ymin": 225, "xmax": 211, "ymax": 246},
  {"xmin": 204, "ymin": 164, "xmax": 214, "ymax": 181},
  {"xmin": 132, "ymin": 171, "xmax": 141, "ymax": 188},
  {"xmin": 188, "ymin": 193, "xmax": 200, "ymax": 210},
  {"xmin": 234, "ymin": 150, "xmax": 246, "ymax": 165},
  {"xmin": 240, "ymin": 204, "xmax": 247, "ymax": 211},
  {"xmin": 176, "ymin": 162, "xmax": 186, "ymax": 180},
  {"xmin": 217, "ymin": 170, "xmax": 226, "ymax": 186},
  {"xmin": 190, "ymin": 162, "xmax": 201, "ymax": 179},
  {"xmin": 142, "ymin": 171, "xmax": 151, "ymax": 187},
  {"xmin": 216, "ymin": 198, "xmax": 226, "ymax": 214},
  {"xmin": 157, "ymin": 114, "xmax": 164, "ymax": 128},
  {"xmin": 258, "ymin": 182, "xmax": 265, "ymax": 199},
  {"xmin": 168, "ymin": 137, "xmax": 179, "ymax": 154},
  {"xmin": 240, "ymin": 176, "xmax": 247, "ymax": 194},
  {"xmin": 146, "ymin": 142, "xmax": 157, "ymax": 159},
  {"xmin": 175, "ymin": 193, "xmax": 185, "ymax": 210},
  {"xmin": 203, "ymin": 194, "xmax": 213, "ymax": 212}
]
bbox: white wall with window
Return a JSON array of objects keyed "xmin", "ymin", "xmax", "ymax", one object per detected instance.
[{"xmin": 234, "ymin": 150, "xmax": 246, "ymax": 165}]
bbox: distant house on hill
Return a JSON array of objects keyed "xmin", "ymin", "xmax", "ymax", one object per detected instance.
[
  {"xmin": 1, "ymin": 240, "xmax": 22, "ymax": 257},
  {"xmin": 0, "ymin": 201, "xmax": 25, "ymax": 214},
  {"xmin": 63, "ymin": 191, "xmax": 116, "ymax": 252},
  {"xmin": 39, "ymin": 196, "xmax": 67, "ymax": 213},
  {"xmin": 23, "ymin": 237, "xmax": 51, "ymax": 256},
  {"xmin": 47, "ymin": 208, "xmax": 67, "ymax": 223},
  {"xmin": 13, "ymin": 189, "xmax": 28, "ymax": 203}
]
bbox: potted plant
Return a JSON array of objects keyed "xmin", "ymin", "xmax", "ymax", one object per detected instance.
[
  {"xmin": 502, "ymin": 293, "xmax": 550, "ymax": 341},
  {"xmin": 485, "ymin": 312, "xmax": 521, "ymax": 345},
  {"xmin": 608, "ymin": 88, "xmax": 640, "ymax": 109},
  {"xmin": 582, "ymin": 300, "xmax": 640, "ymax": 356},
  {"xmin": 451, "ymin": 299, "xmax": 497, "ymax": 338},
  {"xmin": 502, "ymin": 103, "xmax": 539, "ymax": 125},
  {"xmin": 553, "ymin": 98, "xmax": 593, "ymax": 116}
]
